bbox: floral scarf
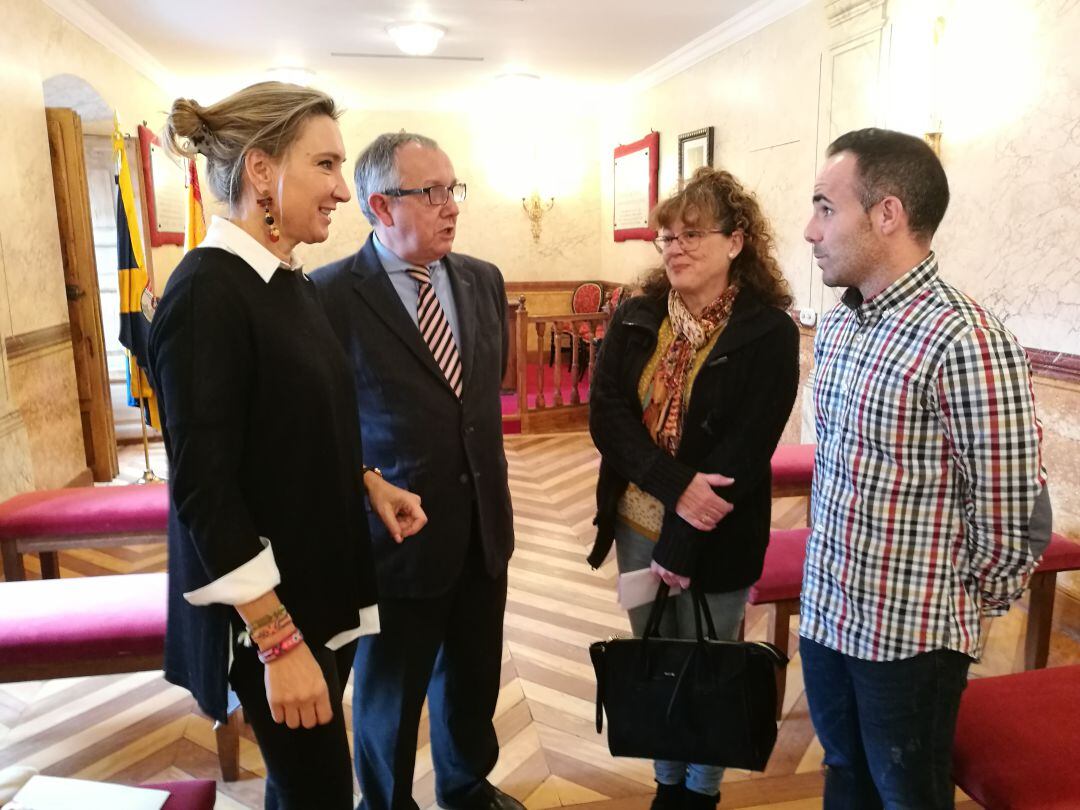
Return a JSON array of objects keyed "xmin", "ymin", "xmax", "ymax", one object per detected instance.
[{"xmin": 642, "ymin": 285, "xmax": 739, "ymax": 455}]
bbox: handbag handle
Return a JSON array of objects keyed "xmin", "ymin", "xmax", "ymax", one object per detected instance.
[
  {"xmin": 641, "ymin": 582, "xmax": 671, "ymax": 640},
  {"xmin": 690, "ymin": 587, "xmax": 720, "ymax": 642}
]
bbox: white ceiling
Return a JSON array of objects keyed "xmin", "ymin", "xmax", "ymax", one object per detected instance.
[{"xmin": 62, "ymin": 0, "xmax": 795, "ymax": 109}]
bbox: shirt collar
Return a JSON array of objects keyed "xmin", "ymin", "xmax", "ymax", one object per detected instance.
[
  {"xmin": 372, "ymin": 232, "xmax": 442, "ymax": 277},
  {"xmin": 842, "ymin": 251, "xmax": 938, "ymax": 326},
  {"xmin": 200, "ymin": 216, "xmax": 303, "ymax": 283}
]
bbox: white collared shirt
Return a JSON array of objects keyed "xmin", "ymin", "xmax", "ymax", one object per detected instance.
[{"xmin": 183, "ymin": 215, "xmax": 380, "ymax": 650}]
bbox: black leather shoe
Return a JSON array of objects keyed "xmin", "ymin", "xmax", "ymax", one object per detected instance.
[{"xmin": 443, "ymin": 783, "xmax": 525, "ymax": 810}]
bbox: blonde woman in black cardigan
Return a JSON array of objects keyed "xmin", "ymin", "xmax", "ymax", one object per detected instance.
[
  {"xmin": 589, "ymin": 168, "xmax": 800, "ymax": 810},
  {"xmin": 151, "ymin": 82, "xmax": 425, "ymax": 809}
]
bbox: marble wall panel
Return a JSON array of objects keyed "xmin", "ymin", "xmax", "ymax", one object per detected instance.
[
  {"xmin": 7, "ymin": 343, "xmax": 87, "ymax": 489},
  {"xmin": 0, "ymin": 61, "xmax": 70, "ymax": 335},
  {"xmin": 0, "ymin": 409, "xmax": 33, "ymax": 501}
]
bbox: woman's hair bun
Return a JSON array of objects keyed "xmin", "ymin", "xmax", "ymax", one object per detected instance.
[{"xmin": 163, "ymin": 98, "xmax": 211, "ymax": 159}]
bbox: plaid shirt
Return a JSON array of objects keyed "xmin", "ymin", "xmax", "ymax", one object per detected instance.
[{"xmin": 800, "ymin": 253, "xmax": 1051, "ymax": 661}]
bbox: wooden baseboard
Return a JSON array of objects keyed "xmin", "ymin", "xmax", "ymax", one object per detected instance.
[{"xmin": 64, "ymin": 467, "xmax": 94, "ymax": 488}]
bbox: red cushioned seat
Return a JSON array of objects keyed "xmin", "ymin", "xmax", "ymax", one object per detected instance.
[
  {"xmin": 953, "ymin": 665, "xmax": 1080, "ymax": 809},
  {"xmin": 0, "ymin": 572, "xmax": 165, "ymax": 669},
  {"xmin": 749, "ymin": 528, "xmax": 810, "ymax": 604},
  {"xmin": 142, "ymin": 779, "xmax": 217, "ymax": 810},
  {"xmin": 0, "ymin": 484, "xmax": 168, "ymax": 539},
  {"xmin": 1037, "ymin": 533, "xmax": 1080, "ymax": 573},
  {"xmin": 770, "ymin": 444, "xmax": 816, "ymax": 490}
]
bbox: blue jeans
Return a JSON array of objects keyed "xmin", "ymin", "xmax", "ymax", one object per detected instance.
[
  {"xmin": 614, "ymin": 521, "xmax": 748, "ymax": 797},
  {"xmin": 800, "ymin": 636, "xmax": 972, "ymax": 810}
]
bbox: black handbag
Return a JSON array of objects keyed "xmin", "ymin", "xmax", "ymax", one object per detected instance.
[{"xmin": 589, "ymin": 584, "xmax": 787, "ymax": 770}]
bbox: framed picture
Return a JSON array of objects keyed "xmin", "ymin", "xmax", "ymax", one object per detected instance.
[
  {"xmin": 137, "ymin": 124, "xmax": 185, "ymax": 247},
  {"xmin": 613, "ymin": 131, "xmax": 659, "ymax": 242},
  {"xmin": 678, "ymin": 127, "xmax": 714, "ymax": 188}
]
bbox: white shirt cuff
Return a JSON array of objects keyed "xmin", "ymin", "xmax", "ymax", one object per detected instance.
[
  {"xmin": 325, "ymin": 604, "xmax": 381, "ymax": 649},
  {"xmin": 184, "ymin": 537, "xmax": 281, "ymax": 606}
]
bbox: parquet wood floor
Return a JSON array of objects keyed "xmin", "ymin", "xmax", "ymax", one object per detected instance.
[{"xmin": 1, "ymin": 434, "xmax": 1075, "ymax": 808}]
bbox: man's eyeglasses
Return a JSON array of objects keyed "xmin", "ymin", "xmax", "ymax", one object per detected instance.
[
  {"xmin": 382, "ymin": 183, "xmax": 467, "ymax": 206},
  {"xmin": 652, "ymin": 228, "xmax": 724, "ymax": 253}
]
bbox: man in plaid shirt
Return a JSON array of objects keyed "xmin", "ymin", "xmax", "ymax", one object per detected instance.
[{"xmin": 800, "ymin": 128, "xmax": 1052, "ymax": 809}]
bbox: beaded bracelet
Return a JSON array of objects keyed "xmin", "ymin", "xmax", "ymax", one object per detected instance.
[{"xmin": 257, "ymin": 630, "xmax": 305, "ymax": 665}]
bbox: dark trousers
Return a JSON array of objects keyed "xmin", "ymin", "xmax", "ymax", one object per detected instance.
[
  {"xmin": 800, "ymin": 636, "xmax": 972, "ymax": 810},
  {"xmin": 230, "ymin": 638, "xmax": 358, "ymax": 810},
  {"xmin": 353, "ymin": 543, "xmax": 508, "ymax": 810}
]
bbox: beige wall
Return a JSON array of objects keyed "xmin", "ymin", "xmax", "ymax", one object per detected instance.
[
  {"xmin": 203, "ymin": 108, "xmax": 604, "ymax": 285},
  {"xmin": 0, "ymin": 0, "xmax": 174, "ymax": 496}
]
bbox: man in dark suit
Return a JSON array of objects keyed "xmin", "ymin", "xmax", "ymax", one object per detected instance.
[{"xmin": 311, "ymin": 133, "xmax": 518, "ymax": 810}]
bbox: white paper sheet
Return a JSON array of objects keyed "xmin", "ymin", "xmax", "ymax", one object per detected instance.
[
  {"xmin": 617, "ymin": 568, "xmax": 681, "ymax": 610},
  {"xmin": 8, "ymin": 775, "xmax": 169, "ymax": 810}
]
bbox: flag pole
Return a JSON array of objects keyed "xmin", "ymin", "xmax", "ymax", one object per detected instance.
[
  {"xmin": 136, "ymin": 409, "xmax": 161, "ymax": 484},
  {"xmin": 128, "ymin": 349, "xmax": 161, "ymax": 484}
]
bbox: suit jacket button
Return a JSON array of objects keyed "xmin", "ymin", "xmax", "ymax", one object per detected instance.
[{"xmin": 459, "ymin": 473, "xmax": 469, "ymax": 484}]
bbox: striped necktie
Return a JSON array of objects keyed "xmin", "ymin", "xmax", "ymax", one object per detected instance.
[{"xmin": 407, "ymin": 265, "xmax": 463, "ymax": 398}]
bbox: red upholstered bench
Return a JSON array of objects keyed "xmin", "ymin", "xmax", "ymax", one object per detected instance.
[
  {"xmin": 0, "ymin": 483, "xmax": 168, "ymax": 581},
  {"xmin": 1024, "ymin": 533, "xmax": 1080, "ymax": 669},
  {"xmin": 953, "ymin": 665, "xmax": 1080, "ymax": 809},
  {"xmin": 747, "ymin": 527, "xmax": 810, "ymax": 719},
  {"xmin": 143, "ymin": 778, "xmax": 217, "ymax": 809},
  {"xmin": 0, "ymin": 573, "xmax": 240, "ymax": 782},
  {"xmin": 770, "ymin": 444, "xmax": 815, "ymax": 524}
]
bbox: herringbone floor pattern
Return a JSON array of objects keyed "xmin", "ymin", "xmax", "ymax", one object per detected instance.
[{"xmin": 1, "ymin": 434, "xmax": 1075, "ymax": 808}]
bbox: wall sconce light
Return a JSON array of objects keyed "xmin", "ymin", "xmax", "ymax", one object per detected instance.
[
  {"xmin": 521, "ymin": 191, "xmax": 554, "ymax": 242},
  {"xmin": 923, "ymin": 131, "xmax": 942, "ymax": 155}
]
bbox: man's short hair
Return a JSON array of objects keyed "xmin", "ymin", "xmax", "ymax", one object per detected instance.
[
  {"xmin": 827, "ymin": 128, "xmax": 949, "ymax": 242},
  {"xmin": 353, "ymin": 132, "xmax": 440, "ymax": 225}
]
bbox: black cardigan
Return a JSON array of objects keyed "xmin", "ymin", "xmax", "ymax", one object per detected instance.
[
  {"xmin": 148, "ymin": 248, "xmax": 378, "ymax": 722},
  {"xmin": 588, "ymin": 290, "xmax": 800, "ymax": 592}
]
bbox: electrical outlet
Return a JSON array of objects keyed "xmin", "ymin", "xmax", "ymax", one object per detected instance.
[{"xmin": 799, "ymin": 308, "xmax": 818, "ymax": 327}]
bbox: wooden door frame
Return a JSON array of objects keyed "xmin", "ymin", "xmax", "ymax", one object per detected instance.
[{"xmin": 46, "ymin": 107, "xmax": 118, "ymax": 482}]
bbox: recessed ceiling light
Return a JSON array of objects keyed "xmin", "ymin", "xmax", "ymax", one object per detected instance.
[{"xmin": 386, "ymin": 22, "xmax": 446, "ymax": 56}]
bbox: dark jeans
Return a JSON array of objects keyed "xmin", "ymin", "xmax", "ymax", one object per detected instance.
[
  {"xmin": 800, "ymin": 636, "xmax": 972, "ymax": 810},
  {"xmin": 230, "ymin": 638, "xmax": 358, "ymax": 810}
]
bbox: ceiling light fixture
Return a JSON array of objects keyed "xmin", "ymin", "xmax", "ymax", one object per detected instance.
[{"xmin": 386, "ymin": 22, "xmax": 446, "ymax": 56}]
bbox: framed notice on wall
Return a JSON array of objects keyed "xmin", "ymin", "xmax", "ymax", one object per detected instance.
[
  {"xmin": 613, "ymin": 131, "xmax": 659, "ymax": 242},
  {"xmin": 137, "ymin": 124, "xmax": 185, "ymax": 247}
]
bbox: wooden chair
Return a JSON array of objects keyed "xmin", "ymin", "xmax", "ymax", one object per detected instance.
[{"xmin": 551, "ymin": 282, "xmax": 604, "ymax": 376}]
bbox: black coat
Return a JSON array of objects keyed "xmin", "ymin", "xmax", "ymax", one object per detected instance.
[
  {"xmin": 310, "ymin": 236, "xmax": 515, "ymax": 598},
  {"xmin": 148, "ymin": 248, "xmax": 378, "ymax": 723},
  {"xmin": 588, "ymin": 290, "xmax": 799, "ymax": 592}
]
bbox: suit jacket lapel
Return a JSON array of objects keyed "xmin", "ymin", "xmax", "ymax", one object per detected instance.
[
  {"xmin": 348, "ymin": 237, "xmax": 453, "ymax": 390},
  {"xmin": 445, "ymin": 253, "xmax": 477, "ymax": 394}
]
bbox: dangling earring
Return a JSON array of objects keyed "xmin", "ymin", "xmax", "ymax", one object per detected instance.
[{"xmin": 257, "ymin": 196, "xmax": 280, "ymax": 243}]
